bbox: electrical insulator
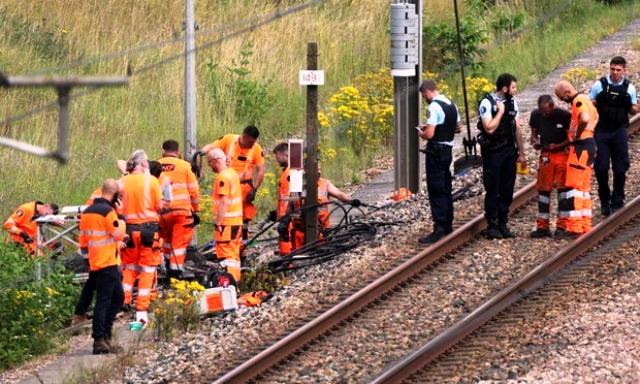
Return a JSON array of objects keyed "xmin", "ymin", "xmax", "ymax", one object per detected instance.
[{"xmin": 390, "ymin": 3, "xmax": 419, "ymax": 77}]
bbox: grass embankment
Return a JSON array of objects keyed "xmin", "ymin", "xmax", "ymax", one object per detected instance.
[{"xmin": 0, "ymin": 0, "xmax": 390, "ymax": 218}]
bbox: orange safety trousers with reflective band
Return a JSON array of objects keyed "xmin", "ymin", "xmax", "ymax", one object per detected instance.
[
  {"xmin": 78, "ymin": 199, "xmax": 125, "ymax": 271},
  {"xmin": 536, "ymin": 151, "xmax": 569, "ymax": 230},
  {"xmin": 215, "ymin": 225, "xmax": 242, "ymax": 282},
  {"xmin": 121, "ymin": 227, "xmax": 161, "ymax": 311},
  {"xmin": 159, "ymin": 213, "xmax": 194, "ymax": 271},
  {"xmin": 563, "ymin": 140, "xmax": 596, "ymax": 234}
]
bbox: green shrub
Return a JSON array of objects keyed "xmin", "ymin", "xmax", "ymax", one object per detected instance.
[
  {"xmin": 0, "ymin": 244, "xmax": 79, "ymax": 370},
  {"xmin": 423, "ymin": 16, "xmax": 488, "ymax": 73}
]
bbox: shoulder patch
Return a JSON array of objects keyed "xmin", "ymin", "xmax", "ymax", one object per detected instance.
[
  {"xmin": 113, "ymin": 220, "xmax": 119, "ymax": 227},
  {"xmin": 576, "ymin": 101, "xmax": 582, "ymax": 108},
  {"xmin": 15, "ymin": 209, "xmax": 24, "ymax": 217},
  {"xmin": 480, "ymin": 106, "xmax": 487, "ymax": 115},
  {"xmin": 219, "ymin": 180, "xmax": 225, "ymax": 188},
  {"xmin": 261, "ymin": 150, "xmax": 264, "ymax": 157},
  {"xmin": 161, "ymin": 164, "xmax": 175, "ymax": 172}
]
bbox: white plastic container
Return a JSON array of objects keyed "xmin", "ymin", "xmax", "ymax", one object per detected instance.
[{"xmin": 199, "ymin": 286, "xmax": 238, "ymax": 314}]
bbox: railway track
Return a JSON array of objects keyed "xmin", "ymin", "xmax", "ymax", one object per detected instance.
[{"xmin": 209, "ymin": 117, "xmax": 640, "ymax": 383}]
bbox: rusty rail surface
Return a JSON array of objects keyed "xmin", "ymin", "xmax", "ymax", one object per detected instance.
[
  {"xmin": 213, "ymin": 184, "xmax": 537, "ymax": 383},
  {"xmin": 369, "ymin": 116, "xmax": 640, "ymax": 384}
]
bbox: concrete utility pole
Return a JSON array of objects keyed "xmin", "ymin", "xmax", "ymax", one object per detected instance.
[
  {"xmin": 0, "ymin": 75, "xmax": 128, "ymax": 163},
  {"xmin": 184, "ymin": 0, "xmax": 197, "ymax": 160},
  {"xmin": 304, "ymin": 42, "xmax": 319, "ymax": 244},
  {"xmin": 390, "ymin": 0, "xmax": 422, "ymax": 193}
]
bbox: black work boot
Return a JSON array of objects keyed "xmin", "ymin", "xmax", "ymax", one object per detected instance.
[
  {"xmin": 530, "ymin": 228, "xmax": 552, "ymax": 238},
  {"xmin": 499, "ymin": 223, "xmax": 515, "ymax": 238},
  {"xmin": 418, "ymin": 226, "xmax": 447, "ymax": 245},
  {"xmin": 601, "ymin": 202, "xmax": 612, "ymax": 217},
  {"xmin": 93, "ymin": 338, "xmax": 113, "ymax": 355},
  {"xmin": 484, "ymin": 220, "xmax": 503, "ymax": 240},
  {"xmin": 105, "ymin": 336, "xmax": 124, "ymax": 353}
]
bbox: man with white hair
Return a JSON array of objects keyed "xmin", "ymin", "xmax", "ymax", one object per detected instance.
[
  {"xmin": 207, "ymin": 148, "xmax": 243, "ymax": 285},
  {"xmin": 118, "ymin": 149, "xmax": 163, "ymax": 324}
]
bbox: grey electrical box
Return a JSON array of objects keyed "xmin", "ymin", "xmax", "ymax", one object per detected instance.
[{"xmin": 390, "ymin": 3, "xmax": 419, "ymax": 77}]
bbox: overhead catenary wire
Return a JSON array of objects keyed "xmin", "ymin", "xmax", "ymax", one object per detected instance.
[{"xmin": 0, "ymin": 0, "xmax": 326, "ymax": 129}]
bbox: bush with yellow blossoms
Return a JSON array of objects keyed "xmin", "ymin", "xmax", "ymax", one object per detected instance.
[
  {"xmin": 562, "ymin": 67, "xmax": 599, "ymax": 91},
  {"xmin": 151, "ymin": 278, "xmax": 205, "ymax": 342}
]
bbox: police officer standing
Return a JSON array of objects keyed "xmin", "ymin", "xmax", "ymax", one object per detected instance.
[
  {"xmin": 477, "ymin": 73, "xmax": 526, "ymax": 239},
  {"xmin": 418, "ymin": 80, "xmax": 461, "ymax": 244},
  {"xmin": 589, "ymin": 56, "xmax": 638, "ymax": 216}
]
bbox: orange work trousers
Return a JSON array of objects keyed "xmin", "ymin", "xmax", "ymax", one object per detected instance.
[
  {"xmin": 562, "ymin": 140, "xmax": 596, "ymax": 234},
  {"xmin": 122, "ymin": 224, "xmax": 161, "ymax": 311},
  {"xmin": 536, "ymin": 151, "xmax": 568, "ymax": 230},
  {"xmin": 241, "ymin": 183, "xmax": 257, "ymax": 222},
  {"xmin": 215, "ymin": 225, "xmax": 242, "ymax": 282},
  {"xmin": 160, "ymin": 212, "xmax": 195, "ymax": 272},
  {"xmin": 290, "ymin": 211, "xmax": 330, "ymax": 252}
]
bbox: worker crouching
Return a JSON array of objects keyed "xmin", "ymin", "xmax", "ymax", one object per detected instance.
[
  {"xmin": 78, "ymin": 179, "xmax": 127, "ymax": 354},
  {"xmin": 3, "ymin": 201, "xmax": 58, "ymax": 255},
  {"xmin": 207, "ymin": 148, "xmax": 243, "ymax": 284}
]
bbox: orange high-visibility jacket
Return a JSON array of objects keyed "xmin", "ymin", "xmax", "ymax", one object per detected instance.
[
  {"xmin": 212, "ymin": 134, "xmax": 264, "ymax": 181},
  {"xmin": 85, "ymin": 187, "xmax": 103, "ymax": 206},
  {"xmin": 159, "ymin": 155, "xmax": 200, "ymax": 212},
  {"xmin": 570, "ymin": 94, "xmax": 598, "ymax": 141},
  {"xmin": 213, "ymin": 167, "xmax": 243, "ymax": 226},
  {"xmin": 79, "ymin": 198, "xmax": 126, "ymax": 271},
  {"xmin": 3, "ymin": 201, "xmax": 40, "ymax": 242},
  {"xmin": 118, "ymin": 173, "xmax": 163, "ymax": 224},
  {"xmin": 277, "ymin": 167, "xmax": 290, "ymax": 218}
]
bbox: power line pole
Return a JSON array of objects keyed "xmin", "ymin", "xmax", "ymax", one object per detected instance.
[
  {"xmin": 304, "ymin": 42, "xmax": 319, "ymax": 244},
  {"xmin": 184, "ymin": 0, "xmax": 197, "ymax": 160}
]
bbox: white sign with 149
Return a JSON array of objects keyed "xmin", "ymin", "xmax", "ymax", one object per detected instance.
[{"xmin": 299, "ymin": 70, "xmax": 325, "ymax": 86}]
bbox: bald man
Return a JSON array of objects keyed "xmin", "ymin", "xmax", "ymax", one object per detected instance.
[{"xmin": 554, "ymin": 80, "xmax": 599, "ymax": 237}]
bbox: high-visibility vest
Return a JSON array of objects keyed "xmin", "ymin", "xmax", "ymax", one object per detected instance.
[
  {"xmin": 212, "ymin": 134, "xmax": 264, "ymax": 180},
  {"xmin": 3, "ymin": 201, "xmax": 39, "ymax": 242},
  {"xmin": 570, "ymin": 94, "xmax": 598, "ymax": 141},
  {"xmin": 79, "ymin": 198, "xmax": 126, "ymax": 271},
  {"xmin": 277, "ymin": 167, "xmax": 290, "ymax": 219},
  {"xmin": 213, "ymin": 167, "xmax": 243, "ymax": 226},
  {"xmin": 159, "ymin": 156, "xmax": 200, "ymax": 212},
  {"xmin": 119, "ymin": 173, "xmax": 163, "ymax": 224}
]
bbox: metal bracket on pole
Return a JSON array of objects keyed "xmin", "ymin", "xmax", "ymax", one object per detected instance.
[{"xmin": 0, "ymin": 74, "xmax": 128, "ymax": 164}]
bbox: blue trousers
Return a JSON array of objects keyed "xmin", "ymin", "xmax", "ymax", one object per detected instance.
[
  {"xmin": 594, "ymin": 128, "xmax": 629, "ymax": 209},
  {"xmin": 482, "ymin": 145, "xmax": 517, "ymax": 225},
  {"xmin": 426, "ymin": 143, "xmax": 453, "ymax": 231}
]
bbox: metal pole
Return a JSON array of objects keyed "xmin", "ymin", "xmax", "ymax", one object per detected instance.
[
  {"xmin": 184, "ymin": 0, "xmax": 197, "ymax": 160},
  {"xmin": 392, "ymin": 0, "xmax": 421, "ymax": 194},
  {"xmin": 56, "ymin": 87, "xmax": 70, "ymax": 163},
  {"xmin": 304, "ymin": 42, "xmax": 319, "ymax": 244},
  {"xmin": 453, "ymin": 0, "xmax": 472, "ymax": 155}
]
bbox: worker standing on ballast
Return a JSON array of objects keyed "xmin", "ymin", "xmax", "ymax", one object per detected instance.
[
  {"xmin": 3, "ymin": 201, "xmax": 58, "ymax": 255},
  {"xmin": 118, "ymin": 150, "xmax": 163, "ymax": 324},
  {"xmin": 158, "ymin": 140, "xmax": 200, "ymax": 275},
  {"xmin": 529, "ymin": 95, "xmax": 571, "ymax": 238},
  {"xmin": 78, "ymin": 179, "xmax": 126, "ymax": 355},
  {"xmin": 201, "ymin": 125, "xmax": 265, "ymax": 241},
  {"xmin": 477, "ymin": 73, "xmax": 527, "ymax": 239},
  {"xmin": 589, "ymin": 56, "xmax": 638, "ymax": 216},
  {"xmin": 417, "ymin": 79, "xmax": 461, "ymax": 244},
  {"xmin": 554, "ymin": 80, "xmax": 598, "ymax": 237},
  {"xmin": 207, "ymin": 148, "xmax": 243, "ymax": 284}
]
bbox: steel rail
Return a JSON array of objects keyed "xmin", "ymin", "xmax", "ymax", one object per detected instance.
[
  {"xmin": 369, "ymin": 116, "xmax": 640, "ymax": 384},
  {"xmin": 213, "ymin": 183, "xmax": 537, "ymax": 383}
]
